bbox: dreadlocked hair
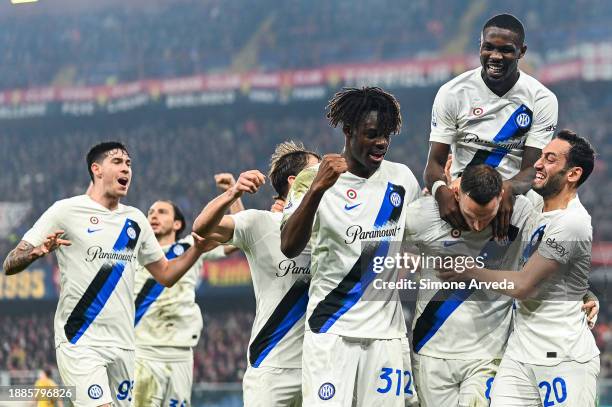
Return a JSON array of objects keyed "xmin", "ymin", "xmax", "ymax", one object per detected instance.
[
  {"xmin": 268, "ymin": 141, "xmax": 321, "ymax": 199},
  {"xmin": 325, "ymin": 87, "xmax": 402, "ymax": 136}
]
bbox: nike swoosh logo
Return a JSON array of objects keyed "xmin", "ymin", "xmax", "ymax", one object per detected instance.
[
  {"xmin": 443, "ymin": 240, "xmax": 461, "ymax": 247},
  {"xmin": 87, "ymin": 228, "xmax": 103, "ymax": 234},
  {"xmin": 344, "ymin": 203, "xmax": 362, "ymax": 211}
]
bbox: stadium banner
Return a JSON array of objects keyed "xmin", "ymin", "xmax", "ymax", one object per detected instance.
[
  {"xmin": 0, "ymin": 263, "xmax": 55, "ymax": 300},
  {"xmin": 0, "ymin": 46, "xmax": 604, "ymax": 120},
  {"xmin": 0, "ymin": 202, "xmax": 31, "ymax": 238},
  {"xmin": 196, "ymin": 256, "xmax": 252, "ymax": 297}
]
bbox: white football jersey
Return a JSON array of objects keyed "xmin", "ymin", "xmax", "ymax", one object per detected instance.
[
  {"xmin": 134, "ymin": 236, "xmax": 225, "ymax": 359},
  {"xmin": 22, "ymin": 195, "xmax": 164, "ymax": 349},
  {"xmin": 405, "ymin": 195, "xmax": 534, "ymax": 359},
  {"xmin": 282, "ymin": 160, "xmax": 421, "ymax": 339},
  {"xmin": 229, "ymin": 210, "xmax": 311, "ymax": 369},
  {"xmin": 430, "ymin": 68, "xmax": 558, "ymax": 180},
  {"xmin": 506, "ymin": 196, "xmax": 600, "ymax": 366}
]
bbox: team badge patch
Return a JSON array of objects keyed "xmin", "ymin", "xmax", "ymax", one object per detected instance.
[
  {"xmin": 450, "ymin": 228, "xmax": 461, "ymax": 238},
  {"xmin": 127, "ymin": 227, "xmax": 137, "ymax": 239},
  {"xmin": 515, "ymin": 112, "xmax": 531, "ymax": 129},
  {"xmin": 472, "ymin": 107, "xmax": 484, "ymax": 116},
  {"xmin": 390, "ymin": 191, "xmax": 402, "ymax": 208},
  {"xmin": 88, "ymin": 384, "xmax": 103, "ymax": 399},
  {"xmin": 90, "ymin": 216, "xmax": 99, "ymax": 224},
  {"xmin": 173, "ymin": 245, "xmax": 185, "ymax": 256},
  {"xmin": 318, "ymin": 382, "xmax": 335, "ymax": 400},
  {"xmin": 346, "ymin": 189, "xmax": 357, "ymax": 200}
]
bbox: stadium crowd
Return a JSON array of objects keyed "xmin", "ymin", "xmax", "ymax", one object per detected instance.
[
  {"xmin": 0, "ymin": 309, "xmax": 254, "ymax": 383},
  {"xmin": 1, "ymin": 0, "xmax": 611, "ymax": 89}
]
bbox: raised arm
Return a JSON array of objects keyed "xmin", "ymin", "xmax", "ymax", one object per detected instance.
[
  {"xmin": 3, "ymin": 231, "xmax": 71, "ymax": 275},
  {"xmin": 424, "ymin": 142, "xmax": 468, "ymax": 230},
  {"xmin": 193, "ymin": 170, "xmax": 265, "ymax": 243},
  {"xmin": 280, "ymin": 154, "xmax": 346, "ymax": 258}
]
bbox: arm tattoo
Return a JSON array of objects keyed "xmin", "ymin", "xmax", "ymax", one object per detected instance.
[{"xmin": 3, "ymin": 241, "xmax": 37, "ymax": 275}]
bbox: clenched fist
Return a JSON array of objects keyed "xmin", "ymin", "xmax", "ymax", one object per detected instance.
[
  {"xmin": 229, "ymin": 170, "xmax": 266, "ymax": 198},
  {"xmin": 311, "ymin": 154, "xmax": 348, "ymax": 193}
]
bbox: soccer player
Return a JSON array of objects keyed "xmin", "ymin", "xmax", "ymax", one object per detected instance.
[
  {"xmin": 133, "ymin": 185, "xmax": 240, "ymax": 406},
  {"xmin": 439, "ymin": 131, "xmax": 600, "ymax": 405},
  {"xmin": 405, "ymin": 164, "xmax": 533, "ymax": 406},
  {"xmin": 3, "ymin": 142, "xmax": 210, "ymax": 407},
  {"xmin": 193, "ymin": 141, "xmax": 320, "ymax": 407},
  {"xmin": 280, "ymin": 87, "xmax": 420, "ymax": 406},
  {"xmin": 424, "ymin": 14, "xmax": 558, "ymax": 238}
]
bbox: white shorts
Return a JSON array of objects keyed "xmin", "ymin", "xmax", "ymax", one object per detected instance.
[
  {"xmin": 490, "ymin": 356, "xmax": 600, "ymax": 407},
  {"xmin": 412, "ymin": 353, "xmax": 499, "ymax": 407},
  {"xmin": 302, "ymin": 331, "xmax": 418, "ymax": 407},
  {"xmin": 133, "ymin": 355, "xmax": 193, "ymax": 407},
  {"xmin": 56, "ymin": 343, "xmax": 135, "ymax": 407},
  {"xmin": 243, "ymin": 365, "xmax": 301, "ymax": 407}
]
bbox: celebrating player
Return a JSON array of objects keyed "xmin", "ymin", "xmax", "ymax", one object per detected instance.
[
  {"xmin": 281, "ymin": 87, "xmax": 420, "ymax": 406},
  {"xmin": 439, "ymin": 131, "xmax": 600, "ymax": 405},
  {"xmin": 193, "ymin": 141, "xmax": 320, "ymax": 407},
  {"xmin": 3, "ymin": 142, "xmax": 211, "ymax": 407},
  {"xmin": 424, "ymin": 13, "xmax": 558, "ymax": 238},
  {"xmin": 405, "ymin": 164, "xmax": 535, "ymax": 406},
  {"xmin": 132, "ymin": 189, "xmax": 240, "ymax": 406}
]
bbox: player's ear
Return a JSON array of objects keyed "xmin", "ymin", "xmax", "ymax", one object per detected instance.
[
  {"xmin": 343, "ymin": 124, "xmax": 352, "ymax": 137},
  {"xmin": 173, "ymin": 220, "xmax": 183, "ymax": 232},
  {"xmin": 567, "ymin": 166, "xmax": 583, "ymax": 186},
  {"xmin": 518, "ymin": 44, "xmax": 527, "ymax": 59},
  {"xmin": 287, "ymin": 175, "xmax": 296, "ymax": 187},
  {"xmin": 91, "ymin": 162, "xmax": 103, "ymax": 180}
]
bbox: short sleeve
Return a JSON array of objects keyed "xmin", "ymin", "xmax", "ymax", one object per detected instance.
[
  {"xmin": 525, "ymin": 91, "xmax": 558, "ymax": 149},
  {"xmin": 227, "ymin": 210, "xmax": 259, "ymax": 249},
  {"xmin": 429, "ymin": 85, "xmax": 458, "ymax": 145},
  {"xmin": 281, "ymin": 165, "xmax": 318, "ymax": 228},
  {"xmin": 537, "ymin": 215, "xmax": 590, "ymax": 265},
  {"xmin": 138, "ymin": 217, "xmax": 165, "ymax": 267},
  {"xmin": 22, "ymin": 202, "xmax": 62, "ymax": 247}
]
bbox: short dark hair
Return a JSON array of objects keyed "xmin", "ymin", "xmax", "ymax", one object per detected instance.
[
  {"xmin": 268, "ymin": 141, "xmax": 320, "ymax": 199},
  {"xmin": 43, "ymin": 366, "xmax": 53, "ymax": 378},
  {"xmin": 326, "ymin": 87, "xmax": 402, "ymax": 136},
  {"xmin": 483, "ymin": 14, "xmax": 525, "ymax": 45},
  {"xmin": 556, "ymin": 129, "xmax": 596, "ymax": 188},
  {"xmin": 86, "ymin": 141, "xmax": 129, "ymax": 181},
  {"xmin": 461, "ymin": 164, "xmax": 503, "ymax": 205},
  {"xmin": 159, "ymin": 200, "xmax": 186, "ymax": 238}
]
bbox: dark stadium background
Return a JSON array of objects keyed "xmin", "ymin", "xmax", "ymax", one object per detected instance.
[{"xmin": 0, "ymin": 0, "xmax": 610, "ymax": 405}]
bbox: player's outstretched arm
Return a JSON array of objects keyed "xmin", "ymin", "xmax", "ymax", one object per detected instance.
[
  {"xmin": 281, "ymin": 154, "xmax": 346, "ymax": 258},
  {"xmin": 3, "ymin": 231, "xmax": 71, "ymax": 275},
  {"xmin": 193, "ymin": 170, "xmax": 265, "ymax": 243},
  {"xmin": 145, "ymin": 234, "xmax": 218, "ymax": 287},
  {"xmin": 424, "ymin": 142, "xmax": 468, "ymax": 230}
]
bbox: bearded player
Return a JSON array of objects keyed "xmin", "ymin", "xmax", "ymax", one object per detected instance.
[
  {"xmin": 439, "ymin": 131, "xmax": 600, "ymax": 406},
  {"xmin": 132, "ymin": 173, "xmax": 242, "ymax": 407}
]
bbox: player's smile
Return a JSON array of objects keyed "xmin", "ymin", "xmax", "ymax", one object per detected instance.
[{"xmin": 479, "ymin": 26, "xmax": 524, "ymax": 85}]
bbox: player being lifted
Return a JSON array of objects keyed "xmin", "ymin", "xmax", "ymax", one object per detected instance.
[
  {"xmin": 281, "ymin": 87, "xmax": 420, "ymax": 406},
  {"xmin": 424, "ymin": 14, "xmax": 558, "ymax": 238},
  {"xmin": 3, "ymin": 142, "xmax": 212, "ymax": 407},
  {"xmin": 439, "ymin": 131, "xmax": 600, "ymax": 406},
  {"xmin": 193, "ymin": 141, "xmax": 320, "ymax": 407},
  {"xmin": 132, "ymin": 176, "xmax": 242, "ymax": 407}
]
